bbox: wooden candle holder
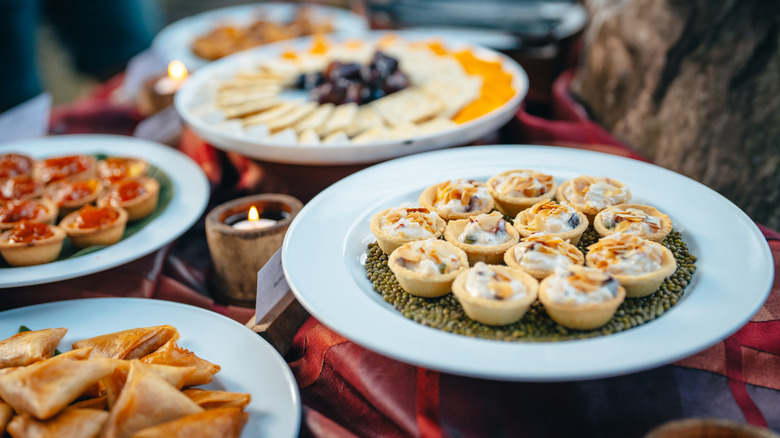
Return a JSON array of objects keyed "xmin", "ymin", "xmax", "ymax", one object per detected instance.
[
  {"xmin": 137, "ymin": 73, "xmax": 174, "ymax": 116},
  {"xmin": 205, "ymin": 194, "xmax": 303, "ymax": 307}
]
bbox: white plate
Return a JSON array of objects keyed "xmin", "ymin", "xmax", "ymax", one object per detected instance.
[
  {"xmin": 152, "ymin": 3, "xmax": 368, "ymax": 70},
  {"xmin": 175, "ymin": 31, "xmax": 529, "ymax": 165},
  {"xmin": 283, "ymin": 145, "xmax": 774, "ymax": 381},
  {"xmin": 0, "ymin": 298, "xmax": 300, "ymax": 438},
  {"xmin": 0, "ymin": 135, "xmax": 209, "ymax": 288}
]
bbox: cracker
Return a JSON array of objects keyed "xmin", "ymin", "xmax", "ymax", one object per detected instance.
[{"xmin": 317, "ymin": 103, "xmax": 358, "ymax": 137}]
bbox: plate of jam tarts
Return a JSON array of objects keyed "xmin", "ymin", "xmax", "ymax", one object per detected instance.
[
  {"xmin": 175, "ymin": 31, "xmax": 528, "ymax": 165},
  {"xmin": 283, "ymin": 145, "xmax": 774, "ymax": 381},
  {"xmin": 0, "ymin": 135, "xmax": 209, "ymax": 287}
]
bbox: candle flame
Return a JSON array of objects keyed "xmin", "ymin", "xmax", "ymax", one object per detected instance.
[
  {"xmin": 248, "ymin": 206, "xmax": 259, "ymax": 222},
  {"xmin": 168, "ymin": 60, "xmax": 188, "ymax": 81}
]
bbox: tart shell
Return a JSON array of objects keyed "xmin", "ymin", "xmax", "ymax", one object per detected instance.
[
  {"xmin": 418, "ymin": 181, "xmax": 494, "ymax": 221},
  {"xmin": 513, "ymin": 208, "xmax": 589, "ymax": 245},
  {"xmin": 0, "ymin": 225, "xmax": 66, "ymax": 266},
  {"xmin": 538, "ymin": 277, "xmax": 626, "ymax": 330},
  {"xmin": 387, "ymin": 240, "xmax": 469, "ymax": 298},
  {"xmin": 451, "ymin": 265, "xmax": 539, "ymax": 326},
  {"xmin": 486, "ymin": 170, "xmax": 557, "ymax": 217},
  {"xmin": 97, "ymin": 176, "xmax": 160, "ymax": 221},
  {"xmin": 444, "ymin": 219, "xmax": 520, "ymax": 265},
  {"xmin": 593, "ymin": 204, "xmax": 672, "ymax": 243},
  {"xmin": 556, "ymin": 177, "xmax": 631, "ymax": 220},
  {"xmin": 369, "ymin": 207, "xmax": 446, "ymax": 255},
  {"xmin": 503, "ymin": 242, "xmax": 584, "ymax": 280},
  {"xmin": 33, "ymin": 155, "xmax": 97, "ymax": 184},
  {"xmin": 0, "ymin": 198, "xmax": 59, "ymax": 231},
  {"xmin": 586, "ymin": 242, "xmax": 677, "ymax": 298},
  {"xmin": 60, "ymin": 206, "xmax": 129, "ymax": 248},
  {"xmin": 44, "ymin": 176, "xmax": 105, "ymax": 218}
]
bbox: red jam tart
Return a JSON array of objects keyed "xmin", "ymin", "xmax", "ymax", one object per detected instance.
[
  {"xmin": 44, "ymin": 176, "xmax": 104, "ymax": 216},
  {"xmin": 0, "ymin": 198, "xmax": 58, "ymax": 230},
  {"xmin": 60, "ymin": 204, "xmax": 128, "ymax": 248},
  {"xmin": 0, "ymin": 221, "xmax": 66, "ymax": 266},
  {"xmin": 33, "ymin": 155, "xmax": 96, "ymax": 184},
  {"xmin": 97, "ymin": 176, "xmax": 159, "ymax": 221},
  {"xmin": 0, "ymin": 175, "xmax": 45, "ymax": 202},
  {"xmin": 97, "ymin": 157, "xmax": 149, "ymax": 185},
  {"xmin": 0, "ymin": 153, "xmax": 34, "ymax": 179}
]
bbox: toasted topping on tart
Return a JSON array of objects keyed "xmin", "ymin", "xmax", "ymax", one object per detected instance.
[
  {"xmin": 491, "ymin": 170, "xmax": 554, "ymax": 198},
  {"xmin": 562, "ymin": 176, "xmax": 630, "ymax": 211},
  {"xmin": 73, "ymin": 205, "xmax": 120, "ymax": 229},
  {"xmin": 601, "ymin": 206, "xmax": 662, "ymax": 236},
  {"xmin": 0, "ymin": 175, "xmax": 43, "ymax": 201},
  {"xmin": 0, "ymin": 200, "xmax": 47, "ymax": 224},
  {"xmin": 107, "ymin": 179, "xmax": 148, "ymax": 204},
  {"xmin": 0, "ymin": 153, "xmax": 33, "ymax": 179},
  {"xmin": 433, "ymin": 180, "xmax": 490, "ymax": 214},
  {"xmin": 5, "ymin": 222, "xmax": 54, "ymax": 244},
  {"xmin": 98, "ymin": 157, "xmax": 147, "ymax": 184},
  {"xmin": 394, "ymin": 239, "xmax": 463, "ymax": 275},
  {"xmin": 519, "ymin": 200, "xmax": 581, "ymax": 233},
  {"xmin": 587, "ymin": 233, "xmax": 665, "ymax": 276},
  {"xmin": 546, "ymin": 266, "xmax": 620, "ymax": 304},
  {"xmin": 457, "ymin": 211, "xmax": 511, "ymax": 246},
  {"xmin": 464, "ymin": 262, "xmax": 527, "ymax": 301},
  {"xmin": 513, "ymin": 234, "xmax": 582, "ymax": 271},
  {"xmin": 380, "ymin": 205, "xmax": 441, "ymax": 239},
  {"xmin": 37, "ymin": 155, "xmax": 92, "ymax": 183},
  {"xmin": 49, "ymin": 178, "xmax": 101, "ymax": 205}
]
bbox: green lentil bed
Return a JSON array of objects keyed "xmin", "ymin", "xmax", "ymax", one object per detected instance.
[{"xmin": 364, "ymin": 228, "xmax": 697, "ymax": 342}]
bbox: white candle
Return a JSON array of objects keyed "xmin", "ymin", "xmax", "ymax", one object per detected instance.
[{"xmin": 232, "ymin": 218, "xmax": 277, "ymax": 230}]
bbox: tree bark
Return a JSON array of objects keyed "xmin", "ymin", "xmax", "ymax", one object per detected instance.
[{"xmin": 572, "ymin": 0, "xmax": 780, "ymax": 229}]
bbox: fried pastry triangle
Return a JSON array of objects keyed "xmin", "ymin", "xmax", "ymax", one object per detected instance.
[
  {"xmin": 69, "ymin": 396, "xmax": 108, "ymax": 411},
  {"xmin": 0, "ymin": 401, "xmax": 13, "ymax": 435},
  {"xmin": 182, "ymin": 389, "xmax": 251, "ymax": 410},
  {"xmin": 129, "ymin": 407, "xmax": 247, "ymax": 438},
  {"xmin": 103, "ymin": 360, "xmax": 196, "ymax": 408},
  {"xmin": 0, "ymin": 348, "xmax": 115, "ymax": 420},
  {"xmin": 139, "ymin": 340, "xmax": 220, "ymax": 387},
  {"xmin": 7, "ymin": 408, "xmax": 108, "ymax": 438},
  {"xmin": 72, "ymin": 326, "xmax": 178, "ymax": 360},
  {"xmin": 0, "ymin": 328, "xmax": 67, "ymax": 368},
  {"xmin": 101, "ymin": 361, "xmax": 203, "ymax": 438}
]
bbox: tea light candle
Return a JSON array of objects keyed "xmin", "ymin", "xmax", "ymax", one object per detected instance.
[
  {"xmin": 232, "ymin": 206, "xmax": 277, "ymax": 230},
  {"xmin": 153, "ymin": 60, "xmax": 188, "ymax": 95}
]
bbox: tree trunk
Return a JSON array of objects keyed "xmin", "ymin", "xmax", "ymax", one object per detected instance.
[{"xmin": 571, "ymin": 0, "xmax": 780, "ymax": 230}]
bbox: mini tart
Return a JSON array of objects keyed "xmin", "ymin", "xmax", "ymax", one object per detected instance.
[
  {"xmin": 370, "ymin": 205, "xmax": 446, "ymax": 255},
  {"xmin": 513, "ymin": 200, "xmax": 588, "ymax": 245},
  {"xmin": 0, "ymin": 222, "xmax": 65, "ymax": 266},
  {"xmin": 594, "ymin": 203, "xmax": 672, "ymax": 243},
  {"xmin": 504, "ymin": 234, "xmax": 584, "ymax": 280},
  {"xmin": 486, "ymin": 169, "xmax": 557, "ymax": 217},
  {"xmin": 585, "ymin": 233, "xmax": 677, "ymax": 298},
  {"xmin": 0, "ymin": 153, "xmax": 34, "ymax": 178},
  {"xmin": 444, "ymin": 211, "xmax": 519, "ymax": 265},
  {"xmin": 387, "ymin": 239, "xmax": 469, "ymax": 298},
  {"xmin": 0, "ymin": 175, "xmax": 44, "ymax": 202},
  {"xmin": 33, "ymin": 154, "xmax": 97, "ymax": 184},
  {"xmin": 538, "ymin": 266, "xmax": 626, "ymax": 330},
  {"xmin": 0, "ymin": 198, "xmax": 58, "ymax": 230},
  {"xmin": 97, "ymin": 157, "xmax": 149, "ymax": 185},
  {"xmin": 60, "ymin": 204, "xmax": 128, "ymax": 248},
  {"xmin": 97, "ymin": 176, "xmax": 160, "ymax": 221},
  {"xmin": 556, "ymin": 175, "xmax": 631, "ymax": 219},
  {"xmin": 44, "ymin": 176, "xmax": 104, "ymax": 217},
  {"xmin": 418, "ymin": 179, "xmax": 494, "ymax": 221},
  {"xmin": 451, "ymin": 262, "xmax": 539, "ymax": 326}
]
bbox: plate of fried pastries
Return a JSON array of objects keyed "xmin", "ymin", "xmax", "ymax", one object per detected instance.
[
  {"xmin": 0, "ymin": 135, "xmax": 209, "ymax": 288},
  {"xmin": 0, "ymin": 298, "xmax": 301, "ymax": 437},
  {"xmin": 283, "ymin": 145, "xmax": 774, "ymax": 381}
]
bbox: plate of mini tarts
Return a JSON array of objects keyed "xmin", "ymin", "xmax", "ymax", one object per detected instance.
[
  {"xmin": 97, "ymin": 176, "xmax": 160, "ymax": 221},
  {"xmin": 443, "ymin": 211, "xmax": 519, "ymax": 265},
  {"xmin": 585, "ymin": 233, "xmax": 677, "ymax": 298},
  {"xmin": 387, "ymin": 238, "xmax": 469, "ymax": 298},
  {"xmin": 0, "ymin": 222, "xmax": 66, "ymax": 266},
  {"xmin": 504, "ymin": 234, "xmax": 584, "ymax": 280},
  {"xmin": 594, "ymin": 203, "xmax": 672, "ymax": 243},
  {"xmin": 486, "ymin": 169, "xmax": 557, "ymax": 217},
  {"xmin": 0, "ymin": 198, "xmax": 58, "ymax": 230},
  {"xmin": 538, "ymin": 265, "xmax": 626, "ymax": 330},
  {"xmin": 44, "ymin": 176, "xmax": 105, "ymax": 217},
  {"xmin": 513, "ymin": 199, "xmax": 588, "ymax": 245},
  {"xmin": 370, "ymin": 205, "xmax": 446, "ymax": 255},
  {"xmin": 451, "ymin": 262, "xmax": 539, "ymax": 326},
  {"xmin": 0, "ymin": 175, "xmax": 44, "ymax": 202},
  {"xmin": 33, "ymin": 154, "xmax": 97, "ymax": 184},
  {"xmin": 419, "ymin": 179, "xmax": 494, "ymax": 221},
  {"xmin": 556, "ymin": 175, "xmax": 631, "ymax": 220},
  {"xmin": 60, "ymin": 204, "xmax": 129, "ymax": 248},
  {"xmin": 97, "ymin": 157, "xmax": 149, "ymax": 185},
  {"xmin": 0, "ymin": 153, "xmax": 34, "ymax": 179}
]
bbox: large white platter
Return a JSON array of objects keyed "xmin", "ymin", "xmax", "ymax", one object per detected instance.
[
  {"xmin": 175, "ymin": 31, "xmax": 528, "ymax": 165},
  {"xmin": 0, "ymin": 298, "xmax": 300, "ymax": 438},
  {"xmin": 283, "ymin": 145, "xmax": 774, "ymax": 381},
  {"xmin": 152, "ymin": 2, "xmax": 368, "ymax": 70},
  {"xmin": 0, "ymin": 135, "xmax": 209, "ymax": 288}
]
